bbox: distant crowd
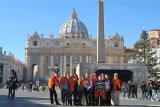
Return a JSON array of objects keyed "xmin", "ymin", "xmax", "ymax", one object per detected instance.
[{"xmin": 122, "ymin": 79, "xmax": 160, "ymax": 101}]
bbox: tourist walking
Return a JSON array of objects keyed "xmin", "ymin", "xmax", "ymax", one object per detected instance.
[
  {"xmin": 141, "ymin": 81, "xmax": 147, "ymax": 100},
  {"xmin": 146, "ymin": 80, "xmax": 152, "ymax": 100},
  {"xmin": 151, "ymin": 79, "xmax": 159, "ymax": 101},
  {"xmin": 132, "ymin": 82, "xmax": 138, "ymax": 99},
  {"xmin": 126, "ymin": 81, "xmax": 132, "ymax": 99},
  {"xmin": 122, "ymin": 82, "xmax": 127, "ymax": 98}
]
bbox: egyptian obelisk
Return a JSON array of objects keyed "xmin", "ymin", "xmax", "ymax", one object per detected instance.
[{"xmin": 97, "ymin": 0, "xmax": 105, "ymax": 63}]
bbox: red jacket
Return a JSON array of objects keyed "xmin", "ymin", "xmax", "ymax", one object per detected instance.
[
  {"xmin": 92, "ymin": 77, "xmax": 98, "ymax": 88},
  {"xmin": 60, "ymin": 76, "xmax": 69, "ymax": 86},
  {"xmin": 112, "ymin": 78, "xmax": 121, "ymax": 92},
  {"xmin": 69, "ymin": 78, "xmax": 77, "ymax": 93}
]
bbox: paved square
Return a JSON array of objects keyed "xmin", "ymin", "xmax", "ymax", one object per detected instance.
[{"xmin": 0, "ymin": 89, "xmax": 159, "ymax": 107}]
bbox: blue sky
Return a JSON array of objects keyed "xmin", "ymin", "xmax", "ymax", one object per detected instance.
[{"xmin": 0, "ymin": 0, "xmax": 160, "ymax": 63}]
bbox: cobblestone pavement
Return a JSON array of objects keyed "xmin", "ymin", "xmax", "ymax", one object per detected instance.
[{"xmin": 0, "ymin": 89, "xmax": 160, "ymax": 107}]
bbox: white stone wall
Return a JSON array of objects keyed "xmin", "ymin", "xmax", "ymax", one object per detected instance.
[{"xmin": 76, "ymin": 63, "xmax": 148, "ymax": 86}]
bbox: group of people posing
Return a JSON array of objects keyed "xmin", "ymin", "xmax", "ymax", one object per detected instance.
[{"xmin": 48, "ymin": 72, "xmax": 121, "ymax": 106}]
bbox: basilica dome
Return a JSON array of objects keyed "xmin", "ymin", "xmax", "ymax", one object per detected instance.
[{"xmin": 59, "ymin": 9, "xmax": 89, "ymax": 39}]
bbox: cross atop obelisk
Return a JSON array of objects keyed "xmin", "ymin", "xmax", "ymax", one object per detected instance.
[{"xmin": 97, "ymin": 0, "xmax": 105, "ymax": 63}]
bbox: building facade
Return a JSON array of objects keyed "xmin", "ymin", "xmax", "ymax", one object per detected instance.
[
  {"xmin": 0, "ymin": 47, "xmax": 24, "ymax": 84},
  {"xmin": 25, "ymin": 9, "xmax": 133, "ymax": 81}
]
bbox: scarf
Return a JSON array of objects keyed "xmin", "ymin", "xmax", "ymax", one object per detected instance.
[{"xmin": 105, "ymin": 79, "xmax": 110, "ymax": 89}]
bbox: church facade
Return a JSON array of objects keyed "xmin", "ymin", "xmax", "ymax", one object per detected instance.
[
  {"xmin": 0, "ymin": 47, "xmax": 24, "ymax": 84},
  {"xmin": 25, "ymin": 9, "xmax": 133, "ymax": 81}
]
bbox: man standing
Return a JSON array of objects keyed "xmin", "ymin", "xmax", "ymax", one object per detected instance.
[
  {"xmin": 104, "ymin": 74, "xmax": 113, "ymax": 106},
  {"xmin": 91, "ymin": 72, "xmax": 97, "ymax": 106},
  {"xmin": 48, "ymin": 71, "xmax": 61, "ymax": 105},
  {"xmin": 126, "ymin": 81, "xmax": 132, "ymax": 99},
  {"xmin": 141, "ymin": 81, "xmax": 147, "ymax": 100},
  {"xmin": 111, "ymin": 73, "xmax": 121, "ymax": 106},
  {"xmin": 59, "ymin": 73, "xmax": 70, "ymax": 105},
  {"xmin": 83, "ymin": 73, "xmax": 92, "ymax": 106}
]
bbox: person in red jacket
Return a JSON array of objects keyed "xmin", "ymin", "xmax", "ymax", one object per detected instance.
[
  {"xmin": 68, "ymin": 75, "xmax": 77, "ymax": 105},
  {"xmin": 91, "ymin": 72, "xmax": 97, "ymax": 105},
  {"xmin": 48, "ymin": 72, "xmax": 61, "ymax": 105},
  {"xmin": 95, "ymin": 75, "xmax": 105, "ymax": 106},
  {"xmin": 84, "ymin": 73, "xmax": 92, "ymax": 106},
  {"xmin": 111, "ymin": 73, "xmax": 121, "ymax": 106},
  {"xmin": 59, "ymin": 73, "xmax": 70, "ymax": 105}
]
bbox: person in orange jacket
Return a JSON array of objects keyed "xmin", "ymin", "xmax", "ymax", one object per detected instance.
[
  {"xmin": 111, "ymin": 73, "xmax": 121, "ymax": 106},
  {"xmin": 48, "ymin": 71, "xmax": 61, "ymax": 105}
]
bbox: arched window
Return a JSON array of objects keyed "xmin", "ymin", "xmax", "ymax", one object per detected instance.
[{"xmin": 114, "ymin": 42, "xmax": 118, "ymax": 47}]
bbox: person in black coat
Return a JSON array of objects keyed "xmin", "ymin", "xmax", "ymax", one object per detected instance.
[
  {"xmin": 7, "ymin": 77, "xmax": 13, "ymax": 98},
  {"xmin": 104, "ymin": 74, "xmax": 113, "ymax": 106},
  {"xmin": 132, "ymin": 82, "xmax": 137, "ymax": 98},
  {"xmin": 126, "ymin": 81, "xmax": 132, "ymax": 99},
  {"xmin": 141, "ymin": 81, "xmax": 147, "ymax": 100},
  {"xmin": 7, "ymin": 73, "xmax": 18, "ymax": 99}
]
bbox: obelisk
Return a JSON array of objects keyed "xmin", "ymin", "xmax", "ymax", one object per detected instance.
[{"xmin": 97, "ymin": 0, "xmax": 105, "ymax": 63}]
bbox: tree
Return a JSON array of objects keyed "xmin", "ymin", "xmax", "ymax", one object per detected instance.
[{"xmin": 131, "ymin": 30, "xmax": 160, "ymax": 79}]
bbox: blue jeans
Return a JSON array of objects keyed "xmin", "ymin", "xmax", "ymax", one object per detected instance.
[
  {"xmin": 142, "ymin": 90, "xmax": 146, "ymax": 99},
  {"xmin": 151, "ymin": 89, "xmax": 158, "ymax": 100}
]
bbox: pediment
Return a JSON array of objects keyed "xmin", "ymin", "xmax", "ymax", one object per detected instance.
[{"xmin": 111, "ymin": 33, "xmax": 122, "ymax": 41}]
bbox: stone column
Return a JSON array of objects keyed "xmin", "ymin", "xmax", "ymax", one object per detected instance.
[
  {"xmin": 80, "ymin": 56, "xmax": 82, "ymax": 63},
  {"xmin": 50, "ymin": 55, "xmax": 53, "ymax": 67},
  {"xmin": 70, "ymin": 56, "xmax": 73, "ymax": 76},
  {"xmin": 50, "ymin": 55, "xmax": 53, "ymax": 76},
  {"xmin": 2, "ymin": 63, "xmax": 7, "ymax": 83},
  {"xmin": 86, "ymin": 55, "xmax": 89, "ymax": 63},
  {"xmin": 60, "ymin": 55, "xmax": 63, "ymax": 77},
  {"xmin": 64, "ymin": 55, "xmax": 66, "ymax": 73},
  {"xmin": 26, "ymin": 54, "xmax": 32, "ymax": 81},
  {"xmin": 97, "ymin": 0, "xmax": 105, "ymax": 63},
  {"xmin": 39, "ymin": 54, "xmax": 44, "ymax": 79},
  {"xmin": 7, "ymin": 64, "xmax": 10, "ymax": 80},
  {"xmin": 89, "ymin": 55, "xmax": 92, "ymax": 63}
]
